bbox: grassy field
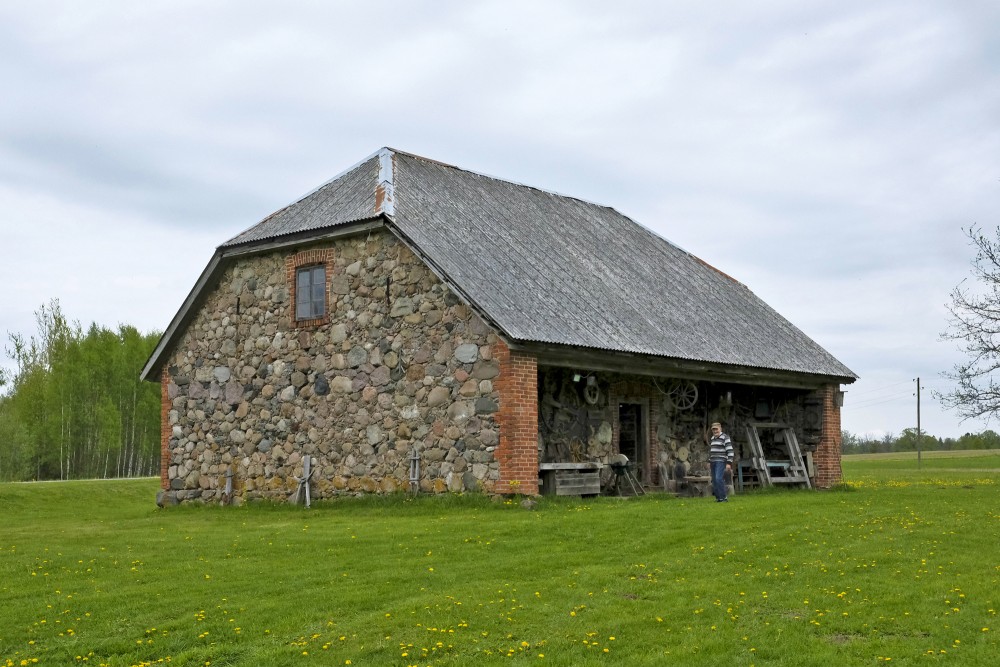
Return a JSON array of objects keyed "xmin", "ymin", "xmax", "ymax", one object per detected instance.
[
  {"xmin": 1, "ymin": 453, "xmax": 998, "ymax": 666},
  {"xmin": 843, "ymin": 449, "xmax": 1000, "ymax": 482},
  {"xmin": 844, "ymin": 449, "xmax": 1000, "ymax": 461}
]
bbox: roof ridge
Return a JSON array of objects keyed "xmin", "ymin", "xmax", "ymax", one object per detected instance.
[
  {"xmin": 387, "ymin": 147, "xmax": 621, "ymax": 215},
  {"xmin": 283, "ymin": 147, "xmax": 385, "ymax": 211},
  {"xmin": 374, "ymin": 147, "xmax": 395, "ymax": 218},
  {"xmin": 220, "ymin": 148, "xmax": 384, "ymax": 248},
  {"xmin": 389, "ymin": 147, "xmax": 750, "ymax": 291}
]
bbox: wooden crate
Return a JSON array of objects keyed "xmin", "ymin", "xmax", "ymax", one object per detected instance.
[{"xmin": 548, "ymin": 471, "xmax": 600, "ymax": 496}]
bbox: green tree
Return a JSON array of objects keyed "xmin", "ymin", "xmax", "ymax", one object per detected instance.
[
  {"xmin": 0, "ymin": 300, "xmax": 161, "ymax": 481},
  {"xmin": 957, "ymin": 429, "xmax": 1000, "ymax": 450},
  {"xmin": 841, "ymin": 430, "xmax": 861, "ymax": 454},
  {"xmin": 895, "ymin": 428, "xmax": 942, "ymax": 453}
]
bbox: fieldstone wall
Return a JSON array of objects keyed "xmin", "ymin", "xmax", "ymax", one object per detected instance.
[{"xmin": 161, "ymin": 230, "xmax": 503, "ymax": 503}]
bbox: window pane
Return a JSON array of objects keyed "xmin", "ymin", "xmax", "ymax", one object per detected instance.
[{"xmin": 296, "ymin": 265, "xmax": 326, "ymax": 320}]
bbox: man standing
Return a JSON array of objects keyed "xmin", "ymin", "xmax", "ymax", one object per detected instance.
[{"xmin": 708, "ymin": 422, "xmax": 734, "ymax": 502}]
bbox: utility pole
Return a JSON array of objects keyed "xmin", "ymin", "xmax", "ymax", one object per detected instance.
[{"xmin": 915, "ymin": 377, "xmax": 922, "ymax": 469}]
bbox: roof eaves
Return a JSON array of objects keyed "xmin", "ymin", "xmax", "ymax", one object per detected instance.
[
  {"xmin": 221, "ymin": 216, "xmax": 386, "ymax": 254},
  {"xmin": 516, "ymin": 339, "xmax": 858, "ymax": 387},
  {"xmin": 510, "ymin": 332, "xmax": 857, "ymax": 381}
]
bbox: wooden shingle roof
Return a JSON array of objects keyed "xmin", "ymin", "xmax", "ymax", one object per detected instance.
[
  {"xmin": 143, "ymin": 148, "xmax": 856, "ymax": 383},
  {"xmin": 226, "ymin": 148, "xmax": 855, "ymax": 380}
]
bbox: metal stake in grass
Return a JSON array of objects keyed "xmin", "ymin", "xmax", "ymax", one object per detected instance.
[
  {"xmin": 409, "ymin": 447, "xmax": 421, "ymax": 494},
  {"xmin": 221, "ymin": 466, "xmax": 234, "ymax": 506},
  {"xmin": 292, "ymin": 456, "xmax": 315, "ymax": 508}
]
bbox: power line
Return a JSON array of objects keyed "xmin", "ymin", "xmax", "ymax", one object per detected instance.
[
  {"xmin": 847, "ymin": 379, "xmax": 914, "ymax": 398},
  {"xmin": 850, "ymin": 391, "xmax": 914, "ymax": 409}
]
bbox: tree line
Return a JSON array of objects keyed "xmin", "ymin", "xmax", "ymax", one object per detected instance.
[
  {"xmin": 0, "ymin": 300, "xmax": 161, "ymax": 481},
  {"xmin": 841, "ymin": 428, "xmax": 1000, "ymax": 455}
]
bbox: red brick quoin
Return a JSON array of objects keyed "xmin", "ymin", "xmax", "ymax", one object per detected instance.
[
  {"xmin": 812, "ymin": 384, "xmax": 844, "ymax": 488},
  {"xmin": 493, "ymin": 340, "xmax": 540, "ymax": 495},
  {"xmin": 160, "ymin": 366, "xmax": 170, "ymax": 490}
]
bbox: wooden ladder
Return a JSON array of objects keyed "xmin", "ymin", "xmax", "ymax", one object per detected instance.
[
  {"xmin": 744, "ymin": 425, "xmax": 773, "ymax": 487},
  {"xmin": 744, "ymin": 422, "xmax": 812, "ymax": 489}
]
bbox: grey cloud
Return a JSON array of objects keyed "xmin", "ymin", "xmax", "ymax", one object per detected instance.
[{"xmin": 2, "ymin": 0, "xmax": 999, "ymax": 439}]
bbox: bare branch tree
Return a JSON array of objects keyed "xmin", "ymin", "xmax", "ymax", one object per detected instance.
[{"xmin": 941, "ymin": 226, "xmax": 1000, "ymax": 421}]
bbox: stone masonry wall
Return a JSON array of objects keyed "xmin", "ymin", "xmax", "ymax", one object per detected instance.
[{"xmin": 161, "ymin": 230, "xmax": 503, "ymax": 503}]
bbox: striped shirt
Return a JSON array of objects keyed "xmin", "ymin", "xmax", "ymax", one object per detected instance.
[{"xmin": 709, "ymin": 432, "xmax": 734, "ymax": 463}]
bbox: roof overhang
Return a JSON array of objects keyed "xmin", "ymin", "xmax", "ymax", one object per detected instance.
[{"xmin": 518, "ymin": 341, "xmax": 857, "ymax": 390}]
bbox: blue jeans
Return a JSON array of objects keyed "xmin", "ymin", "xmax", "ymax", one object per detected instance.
[{"xmin": 711, "ymin": 460, "xmax": 728, "ymax": 501}]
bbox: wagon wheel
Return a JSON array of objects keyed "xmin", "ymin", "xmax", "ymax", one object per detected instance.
[
  {"xmin": 583, "ymin": 382, "xmax": 601, "ymax": 406},
  {"xmin": 666, "ymin": 380, "xmax": 698, "ymax": 411}
]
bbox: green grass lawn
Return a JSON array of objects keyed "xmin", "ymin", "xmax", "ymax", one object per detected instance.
[
  {"xmin": 1, "ymin": 457, "xmax": 998, "ymax": 666},
  {"xmin": 844, "ymin": 449, "xmax": 1000, "ymax": 484}
]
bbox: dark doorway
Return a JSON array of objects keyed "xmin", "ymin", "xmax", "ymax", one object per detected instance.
[{"xmin": 618, "ymin": 402, "xmax": 645, "ymax": 479}]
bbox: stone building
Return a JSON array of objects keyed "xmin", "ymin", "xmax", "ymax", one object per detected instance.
[{"xmin": 141, "ymin": 148, "xmax": 857, "ymax": 504}]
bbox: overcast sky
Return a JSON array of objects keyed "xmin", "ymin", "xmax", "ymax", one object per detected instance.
[{"xmin": 2, "ymin": 1, "xmax": 999, "ymax": 440}]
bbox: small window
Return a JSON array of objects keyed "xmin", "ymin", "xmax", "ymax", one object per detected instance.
[{"xmin": 296, "ymin": 265, "xmax": 326, "ymax": 320}]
